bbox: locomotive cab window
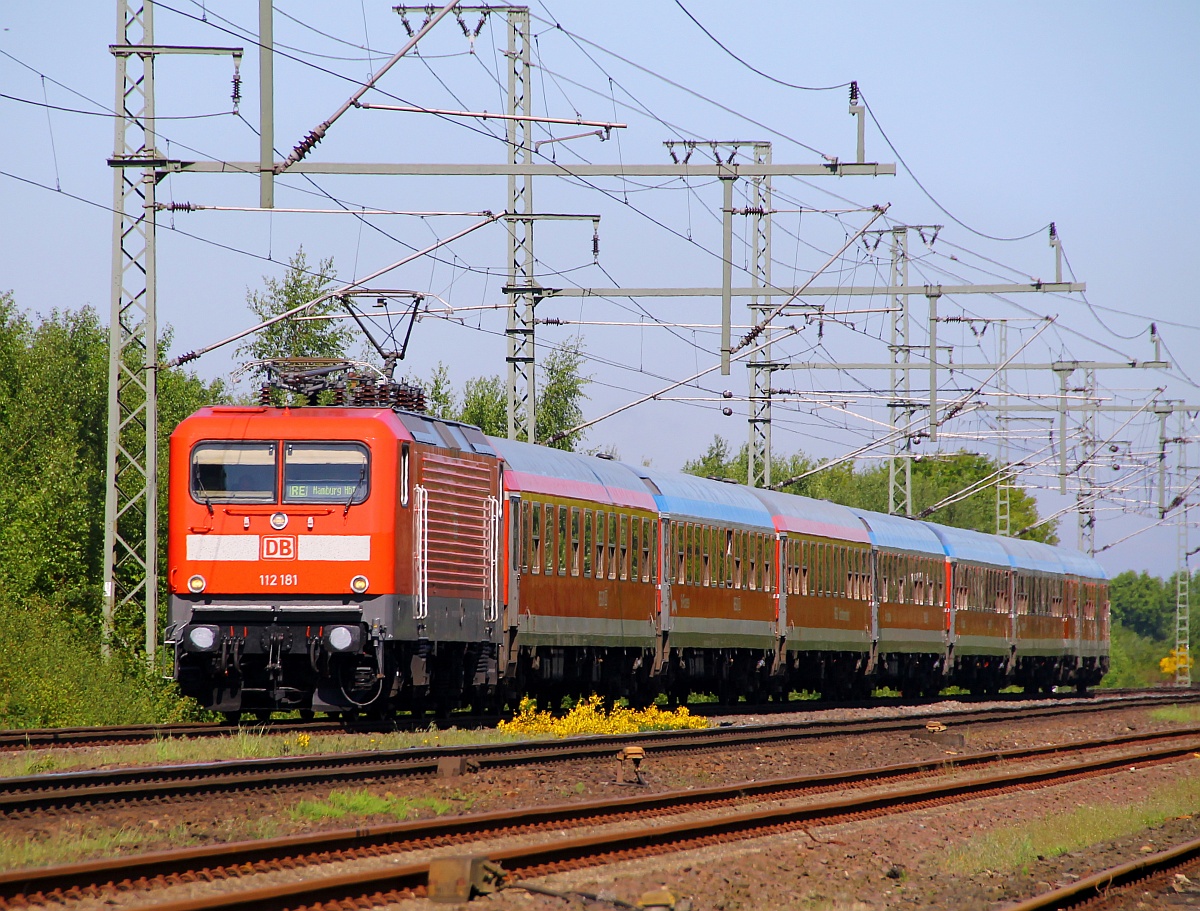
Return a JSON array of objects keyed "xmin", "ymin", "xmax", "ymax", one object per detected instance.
[
  {"xmin": 283, "ymin": 442, "xmax": 369, "ymax": 504},
  {"xmin": 191, "ymin": 441, "xmax": 277, "ymax": 504}
]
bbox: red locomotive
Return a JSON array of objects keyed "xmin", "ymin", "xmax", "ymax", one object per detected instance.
[{"xmin": 167, "ymin": 369, "xmax": 1109, "ymax": 718}]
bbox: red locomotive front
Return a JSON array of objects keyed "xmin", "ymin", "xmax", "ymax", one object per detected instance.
[{"xmin": 167, "ymin": 405, "xmax": 503, "ymax": 717}]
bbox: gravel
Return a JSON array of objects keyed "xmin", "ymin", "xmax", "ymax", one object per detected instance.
[{"xmin": 6, "ymin": 699, "xmax": 1200, "ymax": 910}]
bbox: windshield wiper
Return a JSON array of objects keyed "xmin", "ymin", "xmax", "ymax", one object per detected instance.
[
  {"xmin": 343, "ymin": 465, "xmax": 366, "ymax": 516},
  {"xmin": 195, "ymin": 473, "xmax": 214, "ymax": 516}
]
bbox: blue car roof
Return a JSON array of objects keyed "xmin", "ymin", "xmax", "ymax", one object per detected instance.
[
  {"xmin": 1052, "ymin": 545, "xmax": 1109, "ymax": 580},
  {"xmin": 923, "ymin": 522, "xmax": 1013, "ymax": 567},
  {"xmin": 849, "ymin": 508, "xmax": 947, "ymax": 557},
  {"xmin": 633, "ymin": 467, "xmax": 775, "ymax": 530},
  {"xmin": 1000, "ymin": 537, "xmax": 1107, "ymax": 579},
  {"xmin": 751, "ymin": 488, "xmax": 872, "ymax": 543},
  {"xmin": 998, "ymin": 536, "xmax": 1066, "ymax": 575},
  {"xmin": 488, "ymin": 438, "xmax": 658, "ymax": 510}
]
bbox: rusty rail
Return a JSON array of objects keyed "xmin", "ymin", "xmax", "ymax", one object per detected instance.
[
  {"xmin": 3, "ymin": 734, "xmax": 1200, "ymax": 909},
  {"xmin": 2, "ymin": 688, "xmax": 1193, "ymax": 753},
  {"xmin": 1002, "ymin": 835, "xmax": 1200, "ymax": 910},
  {"xmin": 5, "ymin": 704, "xmax": 1200, "ymax": 815}
]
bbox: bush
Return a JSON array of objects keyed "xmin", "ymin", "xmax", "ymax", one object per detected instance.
[
  {"xmin": 498, "ymin": 694, "xmax": 710, "ymax": 737},
  {"xmin": 1101, "ymin": 623, "xmax": 1172, "ymax": 689},
  {"xmin": 0, "ymin": 594, "xmax": 203, "ymax": 727}
]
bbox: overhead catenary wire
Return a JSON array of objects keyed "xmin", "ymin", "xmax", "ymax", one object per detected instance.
[{"xmin": 9, "ymin": 7, "xmax": 1190, "ymax": 564}]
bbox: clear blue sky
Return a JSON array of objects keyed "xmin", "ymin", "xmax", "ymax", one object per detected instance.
[{"xmin": 2, "ymin": 2, "xmax": 1197, "ymax": 577}]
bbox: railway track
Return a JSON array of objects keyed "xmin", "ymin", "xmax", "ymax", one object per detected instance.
[
  {"xmin": 0, "ymin": 687, "xmax": 1189, "ymax": 752},
  {"xmin": 3, "ymin": 733, "xmax": 1197, "ymax": 910},
  {"xmin": 3, "ymin": 696, "xmax": 1198, "ymax": 814},
  {"xmin": 1004, "ymin": 835, "xmax": 1200, "ymax": 910}
]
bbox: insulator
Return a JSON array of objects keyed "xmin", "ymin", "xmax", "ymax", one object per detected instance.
[
  {"xmin": 231, "ymin": 72, "xmax": 241, "ymax": 109},
  {"xmin": 849, "ymin": 81, "xmax": 859, "ymax": 104},
  {"xmin": 259, "ymin": 385, "xmax": 272, "ymax": 405},
  {"xmin": 721, "ymin": 407, "xmax": 733, "ymax": 417},
  {"xmin": 291, "ymin": 126, "xmax": 327, "ymax": 163},
  {"xmin": 592, "ymin": 227, "xmax": 600, "ymax": 262},
  {"xmin": 395, "ymin": 383, "xmax": 427, "ymax": 413},
  {"xmin": 1049, "ymin": 221, "xmax": 1057, "ymax": 239}
]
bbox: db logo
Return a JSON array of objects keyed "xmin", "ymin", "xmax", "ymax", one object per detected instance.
[{"xmin": 261, "ymin": 536, "xmax": 296, "ymax": 560}]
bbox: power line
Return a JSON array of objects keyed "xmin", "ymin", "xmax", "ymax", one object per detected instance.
[
  {"xmin": 857, "ymin": 91, "xmax": 1049, "ymax": 243},
  {"xmin": 671, "ymin": 0, "xmax": 851, "ymax": 93}
]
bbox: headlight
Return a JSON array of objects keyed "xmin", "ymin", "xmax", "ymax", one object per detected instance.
[
  {"xmin": 184, "ymin": 624, "xmax": 218, "ymax": 652},
  {"xmin": 187, "ymin": 574, "xmax": 207, "ymax": 594},
  {"xmin": 270, "ymin": 512, "xmax": 288, "ymax": 530},
  {"xmin": 324, "ymin": 625, "xmax": 362, "ymax": 653},
  {"xmin": 350, "ymin": 574, "xmax": 369, "ymax": 594}
]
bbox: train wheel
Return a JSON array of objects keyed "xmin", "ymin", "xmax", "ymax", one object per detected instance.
[
  {"xmin": 298, "ymin": 709, "xmax": 315, "ymax": 722},
  {"xmin": 221, "ymin": 711, "xmax": 241, "ymax": 726}
]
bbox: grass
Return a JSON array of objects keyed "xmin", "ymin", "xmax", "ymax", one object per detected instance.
[
  {"xmin": 0, "ymin": 694, "xmax": 716, "ymax": 779},
  {"xmin": 0, "ymin": 725, "xmax": 529, "ymax": 780},
  {"xmin": 0, "ymin": 784, "xmax": 479, "ymax": 872},
  {"xmin": 0, "ymin": 597, "xmax": 203, "ymax": 729},
  {"xmin": 941, "ymin": 772, "xmax": 1200, "ymax": 875},
  {"xmin": 290, "ymin": 787, "xmax": 472, "ymax": 822},
  {"xmin": 0, "ymin": 825, "xmax": 193, "ymax": 871},
  {"xmin": 1148, "ymin": 704, "xmax": 1200, "ymax": 725},
  {"xmin": 0, "ymin": 815, "xmax": 283, "ymax": 872}
]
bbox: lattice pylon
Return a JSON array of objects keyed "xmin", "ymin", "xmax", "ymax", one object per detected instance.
[
  {"xmin": 504, "ymin": 8, "xmax": 536, "ymax": 442},
  {"xmin": 747, "ymin": 143, "xmax": 773, "ymax": 488},
  {"xmin": 887, "ymin": 228, "xmax": 912, "ymax": 516},
  {"xmin": 104, "ymin": 0, "xmax": 159, "ymax": 659}
]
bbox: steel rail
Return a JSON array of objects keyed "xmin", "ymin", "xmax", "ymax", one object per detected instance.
[
  {"xmin": 4, "ymin": 698, "xmax": 1200, "ymax": 814},
  {"xmin": 1, "ymin": 689, "xmax": 1190, "ymax": 752},
  {"xmin": 1002, "ymin": 835, "xmax": 1200, "ymax": 910},
  {"xmin": 4, "ymin": 730, "xmax": 1200, "ymax": 904},
  {"xmin": 5, "ymin": 737, "xmax": 1198, "ymax": 911}
]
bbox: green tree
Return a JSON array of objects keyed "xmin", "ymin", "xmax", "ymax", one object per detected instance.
[
  {"xmin": 421, "ymin": 362, "xmax": 458, "ymax": 420},
  {"xmin": 236, "ymin": 248, "xmax": 350, "ymax": 395},
  {"xmin": 1108, "ymin": 570, "xmax": 1172, "ymax": 640},
  {"xmin": 0, "ymin": 297, "xmax": 111, "ymax": 626},
  {"xmin": 0, "ymin": 292, "xmax": 227, "ymax": 723},
  {"xmin": 418, "ymin": 339, "xmax": 591, "ymax": 450},
  {"xmin": 0, "ymin": 294, "xmax": 227, "ymax": 629},
  {"xmin": 536, "ymin": 339, "xmax": 589, "ymax": 451},
  {"xmin": 460, "ymin": 374, "xmax": 506, "ymax": 436}
]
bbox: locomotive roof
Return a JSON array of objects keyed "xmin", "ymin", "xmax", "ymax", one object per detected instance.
[
  {"xmin": 632, "ymin": 466, "xmax": 776, "ymax": 530},
  {"xmin": 750, "ymin": 488, "xmax": 871, "ymax": 544},
  {"xmin": 487, "ymin": 437, "xmax": 657, "ymax": 510},
  {"xmin": 174, "ymin": 405, "xmax": 412, "ymax": 440},
  {"xmin": 848, "ymin": 508, "xmax": 947, "ymax": 557}
]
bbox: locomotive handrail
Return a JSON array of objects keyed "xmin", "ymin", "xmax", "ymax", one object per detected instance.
[
  {"xmin": 485, "ymin": 495, "xmax": 501, "ymax": 623},
  {"xmin": 413, "ymin": 485, "xmax": 429, "ymax": 620},
  {"xmin": 222, "ymin": 506, "xmax": 336, "ymax": 516}
]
